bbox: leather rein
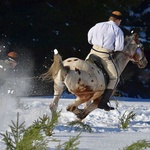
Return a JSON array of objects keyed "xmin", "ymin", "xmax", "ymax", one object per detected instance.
[{"xmin": 121, "ymin": 44, "xmax": 143, "ymax": 62}]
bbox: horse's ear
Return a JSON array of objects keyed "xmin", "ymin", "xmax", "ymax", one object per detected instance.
[{"xmin": 130, "ymin": 33, "xmax": 137, "ymax": 44}]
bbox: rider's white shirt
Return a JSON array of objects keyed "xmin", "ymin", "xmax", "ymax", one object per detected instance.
[{"xmin": 88, "ymin": 20, "xmax": 124, "ymax": 51}]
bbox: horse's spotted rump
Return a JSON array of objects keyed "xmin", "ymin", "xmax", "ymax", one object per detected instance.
[
  {"xmin": 75, "ymin": 68, "xmax": 81, "ymax": 75},
  {"xmin": 74, "ymin": 59, "xmax": 78, "ymax": 61},
  {"xmin": 67, "ymin": 59, "xmax": 72, "ymax": 62}
]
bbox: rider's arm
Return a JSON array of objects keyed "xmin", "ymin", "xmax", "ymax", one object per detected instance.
[
  {"xmin": 87, "ymin": 26, "xmax": 95, "ymax": 45},
  {"xmin": 114, "ymin": 29, "xmax": 124, "ymax": 51}
]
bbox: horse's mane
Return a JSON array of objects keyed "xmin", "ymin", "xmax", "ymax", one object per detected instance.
[
  {"xmin": 124, "ymin": 36, "xmax": 133, "ymax": 50},
  {"xmin": 113, "ymin": 36, "xmax": 133, "ymax": 61}
]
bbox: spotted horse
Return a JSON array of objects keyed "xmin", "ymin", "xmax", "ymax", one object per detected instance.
[{"xmin": 42, "ymin": 34, "xmax": 148, "ymax": 120}]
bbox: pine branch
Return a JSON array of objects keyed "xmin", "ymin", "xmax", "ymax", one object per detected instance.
[
  {"xmin": 68, "ymin": 121, "xmax": 92, "ymax": 132},
  {"xmin": 0, "ymin": 111, "xmax": 81, "ymax": 150},
  {"xmin": 56, "ymin": 133, "xmax": 81, "ymax": 150},
  {"xmin": 123, "ymin": 139, "xmax": 150, "ymax": 150},
  {"xmin": 33, "ymin": 111, "xmax": 60, "ymax": 136},
  {"xmin": 118, "ymin": 111, "xmax": 136, "ymax": 129},
  {"xmin": 0, "ymin": 112, "xmax": 25, "ymax": 149}
]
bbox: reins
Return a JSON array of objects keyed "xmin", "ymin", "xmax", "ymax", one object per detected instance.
[
  {"xmin": 121, "ymin": 51, "xmax": 133, "ymax": 59},
  {"xmin": 121, "ymin": 46, "xmax": 144, "ymax": 62},
  {"xmin": 120, "ymin": 35, "xmax": 143, "ymax": 62}
]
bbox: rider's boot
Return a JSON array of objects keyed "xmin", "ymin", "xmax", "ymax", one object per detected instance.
[{"xmin": 98, "ymin": 89, "xmax": 115, "ymax": 111}]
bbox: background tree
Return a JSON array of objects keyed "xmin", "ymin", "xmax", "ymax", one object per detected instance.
[{"xmin": 0, "ymin": 0, "xmax": 149, "ymax": 97}]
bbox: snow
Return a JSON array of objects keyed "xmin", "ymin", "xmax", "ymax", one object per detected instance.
[{"xmin": 0, "ymin": 94, "xmax": 150, "ymax": 150}]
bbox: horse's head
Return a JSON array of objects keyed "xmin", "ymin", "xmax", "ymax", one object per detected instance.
[{"xmin": 123, "ymin": 33, "xmax": 148, "ymax": 68}]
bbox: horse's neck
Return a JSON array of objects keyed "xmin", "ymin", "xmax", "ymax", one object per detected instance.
[{"xmin": 114, "ymin": 52, "xmax": 129, "ymax": 76}]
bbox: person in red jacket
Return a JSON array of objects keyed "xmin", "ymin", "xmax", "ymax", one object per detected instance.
[{"xmin": 0, "ymin": 52, "xmax": 17, "ymax": 85}]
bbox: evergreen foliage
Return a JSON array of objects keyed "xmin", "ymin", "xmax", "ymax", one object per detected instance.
[
  {"xmin": 118, "ymin": 111, "xmax": 136, "ymax": 129},
  {"xmin": 0, "ymin": 105, "xmax": 149, "ymax": 150},
  {"xmin": 0, "ymin": 0, "xmax": 150, "ymax": 97},
  {"xmin": 68, "ymin": 121, "xmax": 92, "ymax": 133},
  {"xmin": 56, "ymin": 133, "xmax": 81, "ymax": 150},
  {"xmin": 32, "ymin": 112, "xmax": 60, "ymax": 136},
  {"xmin": 0, "ymin": 112, "xmax": 25, "ymax": 149},
  {"xmin": 0, "ymin": 111, "xmax": 81, "ymax": 150},
  {"xmin": 123, "ymin": 139, "xmax": 150, "ymax": 150},
  {"xmin": 0, "ymin": 112, "xmax": 49, "ymax": 149}
]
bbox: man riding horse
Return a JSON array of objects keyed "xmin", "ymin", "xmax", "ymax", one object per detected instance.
[
  {"xmin": 42, "ymin": 11, "xmax": 148, "ymax": 120},
  {"xmin": 86, "ymin": 11, "xmax": 124, "ymax": 111}
]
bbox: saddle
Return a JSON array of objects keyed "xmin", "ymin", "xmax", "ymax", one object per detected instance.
[{"xmin": 87, "ymin": 54, "xmax": 109, "ymax": 86}]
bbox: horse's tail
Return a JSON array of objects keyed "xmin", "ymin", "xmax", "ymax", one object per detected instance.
[{"xmin": 41, "ymin": 49, "xmax": 69, "ymax": 82}]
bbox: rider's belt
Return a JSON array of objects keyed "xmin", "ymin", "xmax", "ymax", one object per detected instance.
[{"xmin": 92, "ymin": 45, "xmax": 113, "ymax": 54}]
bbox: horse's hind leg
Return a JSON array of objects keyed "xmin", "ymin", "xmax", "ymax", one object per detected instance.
[
  {"xmin": 84, "ymin": 100, "xmax": 92, "ymax": 109},
  {"xmin": 76, "ymin": 98, "xmax": 100, "ymax": 120},
  {"xmin": 66, "ymin": 97, "xmax": 86, "ymax": 115},
  {"xmin": 50, "ymin": 82, "xmax": 65, "ymax": 115},
  {"xmin": 70, "ymin": 100, "xmax": 93, "ymax": 117}
]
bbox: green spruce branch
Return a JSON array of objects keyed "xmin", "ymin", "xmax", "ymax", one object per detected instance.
[
  {"xmin": 56, "ymin": 133, "xmax": 81, "ymax": 150},
  {"xmin": 118, "ymin": 111, "xmax": 136, "ymax": 130},
  {"xmin": 0, "ymin": 113, "xmax": 25, "ymax": 150},
  {"xmin": 68, "ymin": 121, "xmax": 92, "ymax": 133},
  {"xmin": 123, "ymin": 139, "xmax": 150, "ymax": 150},
  {"xmin": 0, "ymin": 111, "xmax": 81, "ymax": 150},
  {"xmin": 32, "ymin": 111, "xmax": 60, "ymax": 136}
]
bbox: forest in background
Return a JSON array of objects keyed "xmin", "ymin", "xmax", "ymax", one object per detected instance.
[{"xmin": 0, "ymin": 0, "xmax": 150, "ymax": 98}]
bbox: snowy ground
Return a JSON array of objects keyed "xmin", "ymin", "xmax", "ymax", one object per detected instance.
[{"xmin": 0, "ymin": 94, "xmax": 150, "ymax": 150}]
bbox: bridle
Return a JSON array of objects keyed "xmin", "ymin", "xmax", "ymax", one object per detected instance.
[{"xmin": 121, "ymin": 37, "xmax": 144, "ymax": 63}]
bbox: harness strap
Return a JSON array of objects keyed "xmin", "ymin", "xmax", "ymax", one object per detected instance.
[{"xmin": 121, "ymin": 51, "xmax": 133, "ymax": 59}]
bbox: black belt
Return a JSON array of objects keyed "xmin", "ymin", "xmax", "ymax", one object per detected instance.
[{"xmin": 92, "ymin": 48, "xmax": 113, "ymax": 54}]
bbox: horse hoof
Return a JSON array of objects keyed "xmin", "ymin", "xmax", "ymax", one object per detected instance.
[
  {"xmin": 66, "ymin": 106, "xmax": 71, "ymax": 111},
  {"xmin": 76, "ymin": 114, "xmax": 86, "ymax": 120},
  {"xmin": 49, "ymin": 103, "xmax": 53, "ymax": 109},
  {"xmin": 66, "ymin": 105, "xmax": 76, "ymax": 112},
  {"xmin": 76, "ymin": 118, "xmax": 82, "ymax": 122}
]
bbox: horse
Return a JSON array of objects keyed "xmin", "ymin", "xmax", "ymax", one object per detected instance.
[{"xmin": 42, "ymin": 34, "xmax": 148, "ymax": 120}]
